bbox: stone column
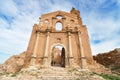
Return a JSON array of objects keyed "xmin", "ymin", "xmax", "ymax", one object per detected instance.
[
  {"xmin": 30, "ymin": 30, "xmax": 40, "ymax": 66},
  {"xmin": 78, "ymin": 31, "xmax": 87, "ymax": 69},
  {"xmin": 43, "ymin": 30, "xmax": 50, "ymax": 67},
  {"xmin": 68, "ymin": 31, "xmax": 74, "ymax": 67}
]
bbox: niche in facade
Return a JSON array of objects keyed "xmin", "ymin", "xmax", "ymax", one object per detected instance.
[{"xmin": 44, "ymin": 19, "xmax": 49, "ymax": 24}]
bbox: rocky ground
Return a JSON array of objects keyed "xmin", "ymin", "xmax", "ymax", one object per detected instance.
[
  {"xmin": 1, "ymin": 48, "xmax": 120, "ymax": 80},
  {"xmin": 0, "ymin": 67, "xmax": 105, "ymax": 80},
  {"xmin": 93, "ymin": 48, "xmax": 120, "ymax": 75}
]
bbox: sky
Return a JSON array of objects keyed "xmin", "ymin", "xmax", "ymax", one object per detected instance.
[{"xmin": 0, "ymin": 0, "xmax": 120, "ymax": 63}]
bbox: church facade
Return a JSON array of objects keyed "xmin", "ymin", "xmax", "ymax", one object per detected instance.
[{"xmin": 24, "ymin": 8, "xmax": 94, "ymax": 69}]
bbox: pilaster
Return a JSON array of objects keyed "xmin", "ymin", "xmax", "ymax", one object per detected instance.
[
  {"xmin": 78, "ymin": 31, "xmax": 87, "ymax": 69},
  {"xmin": 67, "ymin": 30, "xmax": 74, "ymax": 67},
  {"xmin": 30, "ymin": 30, "xmax": 40, "ymax": 66},
  {"xmin": 43, "ymin": 29, "xmax": 51, "ymax": 67}
]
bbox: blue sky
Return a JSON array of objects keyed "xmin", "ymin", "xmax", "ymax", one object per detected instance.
[{"xmin": 0, "ymin": 0, "xmax": 120, "ymax": 64}]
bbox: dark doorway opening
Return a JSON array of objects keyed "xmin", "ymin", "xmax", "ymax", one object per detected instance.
[{"xmin": 51, "ymin": 45, "xmax": 65, "ymax": 67}]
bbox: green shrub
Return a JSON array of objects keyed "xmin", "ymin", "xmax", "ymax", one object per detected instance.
[
  {"xmin": 99, "ymin": 73, "xmax": 120, "ymax": 80},
  {"xmin": 11, "ymin": 72, "xmax": 18, "ymax": 77},
  {"xmin": 76, "ymin": 78, "xmax": 80, "ymax": 80},
  {"xmin": 11, "ymin": 74, "xmax": 16, "ymax": 77}
]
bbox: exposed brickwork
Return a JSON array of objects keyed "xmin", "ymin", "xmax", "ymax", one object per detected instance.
[{"xmin": 1, "ymin": 8, "xmax": 104, "ymax": 73}]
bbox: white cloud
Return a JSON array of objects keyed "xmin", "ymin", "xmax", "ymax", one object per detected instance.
[
  {"xmin": 80, "ymin": 0, "xmax": 120, "ymax": 55},
  {"xmin": 0, "ymin": 0, "xmax": 18, "ymax": 16},
  {"xmin": 91, "ymin": 38, "xmax": 120, "ymax": 54},
  {"xmin": 76, "ymin": 0, "xmax": 105, "ymax": 11},
  {"xmin": 36, "ymin": 0, "xmax": 72, "ymax": 14},
  {"xmin": 84, "ymin": 14, "xmax": 120, "ymax": 38},
  {"xmin": 0, "ymin": 0, "xmax": 40, "ymax": 55},
  {"xmin": 85, "ymin": 16, "xmax": 120, "ymax": 54},
  {"xmin": 0, "ymin": 0, "xmax": 73, "ymax": 56},
  {"xmin": 0, "ymin": 18, "xmax": 9, "ymax": 29},
  {"xmin": 0, "ymin": 0, "xmax": 120, "ymax": 63}
]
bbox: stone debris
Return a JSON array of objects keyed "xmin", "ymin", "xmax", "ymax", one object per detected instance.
[
  {"xmin": 0, "ymin": 67, "xmax": 105, "ymax": 80},
  {"xmin": 93, "ymin": 48, "xmax": 120, "ymax": 75}
]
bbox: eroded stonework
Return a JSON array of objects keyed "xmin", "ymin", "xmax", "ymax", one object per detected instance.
[
  {"xmin": 1, "ymin": 8, "xmax": 103, "ymax": 73},
  {"xmin": 23, "ymin": 7, "xmax": 94, "ymax": 69}
]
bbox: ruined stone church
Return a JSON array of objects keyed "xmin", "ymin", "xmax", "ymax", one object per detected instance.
[
  {"xmin": 3, "ymin": 8, "xmax": 102, "ymax": 73},
  {"xmin": 24, "ymin": 7, "xmax": 94, "ymax": 69}
]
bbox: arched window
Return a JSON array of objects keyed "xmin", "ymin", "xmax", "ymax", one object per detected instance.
[{"xmin": 55, "ymin": 22, "xmax": 62, "ymax": 31}]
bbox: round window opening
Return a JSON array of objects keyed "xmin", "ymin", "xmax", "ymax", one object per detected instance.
[{"xmin": 56, "ymin": 16, "xmax": 62, "ymax": 19}]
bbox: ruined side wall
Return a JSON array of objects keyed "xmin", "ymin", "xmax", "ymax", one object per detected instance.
[
  {"xmin": 24, "ymin": 24, "xmax": 38, "ymax": 67},
  {"xmin": 36, "ymin": 32, "xmax": 46, "ymax": 65},
  {"xmin": 71, "ymin": 33, "xmax": 81, "ymax": 66},
  {"xmin": 81, "ymin": 26, "xmax": 94, "ymax": 65}
]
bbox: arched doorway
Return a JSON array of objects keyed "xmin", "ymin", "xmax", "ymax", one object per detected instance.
[{"xmin": 51, "ymin": 45, "xmax": 65, "ymax": 67}]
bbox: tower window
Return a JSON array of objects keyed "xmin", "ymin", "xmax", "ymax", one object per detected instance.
[{"xmin": 55, "ymin": 22, "xmax": 62, "ymax": 31}]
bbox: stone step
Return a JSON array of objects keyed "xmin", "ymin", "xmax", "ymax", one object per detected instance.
[
  {"xmin": 17, "ymin": 68, "xmax": 105, "ymax": 80},
  {"xmin": 0, "ymin": 76, "xmax": 105, "ymax": 80},
  {"xmin": 37, "ymin": 76, "xmax": 79, "ymax": 80}
]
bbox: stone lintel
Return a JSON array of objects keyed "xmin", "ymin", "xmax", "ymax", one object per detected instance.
[
  {"xmin": 46, "ymin": 29, "xmax": 52, "ymax": 32},
  {"xmin": 66, "ymin": 29, "xmax": 72, "ymax": 32},
  {"xmin": 81, "ymin": 57, "xmax": 86, "ymax": 59},
  {"xmin": 68, "ymin": 57, "xmax": 74, "ymax": 58},
  {"xmin": 62, "ymin": 17, "xmax": 66, "ymax": 20},
  {"xmin": 31, "ymin": 56, "xmax": 37, "ymax": 58},
  {"xmin": 43, "ymin": 57, "xmax": 48, "ymax": 58},
  {"xmin": 38, "ymin": 30, "xmax": 79, "ymax": 33},
  {"xmin": 35, "ymin": 57, "xmax": 44, "ymax": 59}
]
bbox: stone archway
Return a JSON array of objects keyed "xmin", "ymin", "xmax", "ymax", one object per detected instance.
[{"xmin": 50, "ymin": 44, "xmax": 66, "ymax": 67}]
